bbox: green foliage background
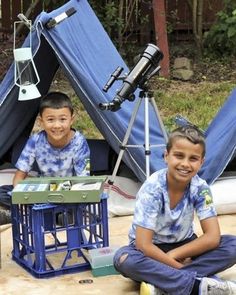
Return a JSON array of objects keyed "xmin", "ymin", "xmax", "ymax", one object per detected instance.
[{"xmin": 204, "ymin": 0, "xmax": 236, "ymax": 56}]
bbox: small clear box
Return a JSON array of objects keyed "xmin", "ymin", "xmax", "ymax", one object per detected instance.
[
  {"xmin": 88, "ymin": 246, "xmax": 119, "ymax": 268},
  {"xmin": 88, "ymin": 246, "xmax": 119, "ymax": 277}
]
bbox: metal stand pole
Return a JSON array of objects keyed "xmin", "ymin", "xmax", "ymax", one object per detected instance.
[
  {"xmin": 108, "ymin": 95, "xmax": 143, "ymax": 185},
  {"xmin": 108, "ymin": 90, "xmax": 168, "ymax": 187},
  {"xmin": 144, "ymin": 91, "xmax": 150, "ymax": 178}
]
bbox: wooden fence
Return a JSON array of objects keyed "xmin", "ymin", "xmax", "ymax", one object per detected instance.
[
  {"xmin": 165, "ymin": 0, "xmax": 223, "ymax": 30},
  {"xmin": 0, "ymin": 0, "xmax": 224, "ymax": 36},
  {"xmin": 0, "ymin": 0, "xmax": 54, "ymax": 32}
]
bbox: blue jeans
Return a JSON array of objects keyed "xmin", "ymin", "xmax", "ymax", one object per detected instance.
[
  {"xmin": 0, "ymin": 185, "xmax": 12, "ymax": 207},
  {"xmin": 113, "ymin": 235, "xmax": 236, "ymax": 295}
]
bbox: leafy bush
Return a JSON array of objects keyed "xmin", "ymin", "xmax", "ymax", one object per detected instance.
[
  {"xmin": 89, "ymin": 0, "xmax": 151, "ymax": 65},
  {"xmin": 204, "ymin": 1, "xmax": 236, "ymax": 56}
]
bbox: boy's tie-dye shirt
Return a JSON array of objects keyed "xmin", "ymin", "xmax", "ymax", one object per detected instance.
[
  {"xmin": 15, "ymin": 130, "xmax": 90, "ymax": 177},
  {"xmin": 129, "ymin": 168, "xmax": 216, "ymax": 244}
]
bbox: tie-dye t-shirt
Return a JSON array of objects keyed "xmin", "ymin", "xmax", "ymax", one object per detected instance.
[
  {"xmin": 15, "ymin": 130, "xmax": 90, "ymax": 177},
  {"xmin": 129, "ymin": 168, "xmax": 216, "ymax": 244}
]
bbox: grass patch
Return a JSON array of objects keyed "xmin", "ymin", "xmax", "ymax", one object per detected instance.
[
  {"xmin": 72, "ymin": 98, "xmax": 103, "ymax": 139},
  {"xmin": 53, "ymin": 73, "xmax": 236, "ymax": 138},
  {"xmin": 153, "ymin": 79, "xmax": 235, "ymax": 132}
]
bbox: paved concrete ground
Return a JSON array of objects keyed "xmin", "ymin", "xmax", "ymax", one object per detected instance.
[{"xmin": 1, "ymin": 214, "xmax": 236, "ymax": 295}]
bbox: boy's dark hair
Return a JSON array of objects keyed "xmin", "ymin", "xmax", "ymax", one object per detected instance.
[
  {"xmin": 39, "ymin": 92, "xmax": 74, "ymax": 116},
  {"xmin": 166, "ymin": 125, "xmax": 206, "ymax": 156}
]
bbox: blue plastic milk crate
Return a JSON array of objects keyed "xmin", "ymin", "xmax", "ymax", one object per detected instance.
[{"xmin": 11, "ymin": 198, "xmax": 109, "ymax": 278}]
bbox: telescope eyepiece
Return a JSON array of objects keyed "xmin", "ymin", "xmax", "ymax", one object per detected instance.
[
  {"xmin": 99, "ymin": 96, "xmax": 122, "ymax": 112},
  {"xmin": 103, "ymin": 66, "xmax": 123, "ymax": 93}
]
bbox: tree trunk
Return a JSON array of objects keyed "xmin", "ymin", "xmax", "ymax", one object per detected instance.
[
  {"xmin": 187, "ymin": 0, "xmax": 203, "ymax": 56},
  {"xmin": 197, "ymin": 0, "xmax": 203, "ymax": 53},
  {"xmin": 118, "ymin": 0, "xmax": 124, "ymax": 50},
  {"xmin": 152, "ymin": 0, "xmax": 170, "ymax": 77},
  {"xmin": 192, "ymin": 0, "xmax": 197, "ymax": 37}
]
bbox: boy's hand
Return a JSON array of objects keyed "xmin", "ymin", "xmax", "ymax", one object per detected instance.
[
  {"xmin": 182, "ymin": 257, "xmax": 192, "ymax": 265},
  {"xmin": 166, "ymin": 248, "xmax": 182, "ymax": 261},
  {"xmin": 13, "ymin": 170, "xmax": 28, "ymax": 187},
  {"xmin": 136, "ymin": 226, "xmax": 184, "ymax": 269},
  {"xmin": 166, "ymin": 249, "xmax": 192, "ymax": 266}
]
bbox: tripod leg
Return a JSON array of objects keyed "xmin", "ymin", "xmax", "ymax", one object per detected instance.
[
  {"xmin": 150, "ymin": 96, "xmax": 168, "ymax": 143},
  {"xmin": 108, "ymin": 97, "xmax": 143, "ymax": 186},
  {"xmin": 144, "ymin": 93, "xmax": 169, "ymax": 178},
  {"xmin": 144, "ymin": 93, "xmax": 150, "ymax": 178}
]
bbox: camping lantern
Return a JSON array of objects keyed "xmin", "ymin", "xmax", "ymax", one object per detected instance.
[{"xmin": 13, "ymin": 16, "xmax": 40, "ymax": 101}]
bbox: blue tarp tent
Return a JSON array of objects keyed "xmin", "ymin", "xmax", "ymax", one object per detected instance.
[
  {"xmin": 0, "ymin": 0, "xmax": 235, "ymax": 184},
  {"xmin": 199, "ymin": 88, "xmax": 236, "ymax": 183},
  {"xmin": 0, "ymin": 0, "xmax": 167, "ymax": 182}
]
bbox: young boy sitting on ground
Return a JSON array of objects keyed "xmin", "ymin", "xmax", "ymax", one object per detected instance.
[{"xmin": 114, "ymin": 125, "xmax": 236, "ymax": 295}]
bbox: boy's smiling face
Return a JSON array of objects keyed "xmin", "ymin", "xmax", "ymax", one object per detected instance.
[
  {"xmin": 164, "ymin": 138, "xmax": 204, "ymax": 186},
  {"xmin": 39, "ymin": 107, "xmax": 74, "ymax": 148}
]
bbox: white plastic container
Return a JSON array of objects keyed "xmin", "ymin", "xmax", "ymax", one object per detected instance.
[
  {"xmin": 88, "ymin": 246, "xmax": 120, "ymax": 276},
  {"xmin": 88, "ymin": 246, "xmax": 119, "ymax": 268}
]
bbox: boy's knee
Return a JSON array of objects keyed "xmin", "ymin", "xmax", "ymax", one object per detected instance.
[
  {"xmin": 114, "ymin": 249, "xmax": 129, "ymax": 268},
  {"xmin": 113, "ymin": 246, "xmax": 134, "ymax": 274},
  {"xmin": 119, "ymin": 253, "xmax": 129, "ymax": 264},
  {"xmin": 114, "ymin": 251, "xmax": 134, "ymax": 276}
]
